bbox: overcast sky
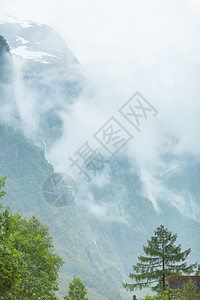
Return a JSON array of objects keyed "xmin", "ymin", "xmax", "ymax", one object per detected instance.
[{"xmin": 0, "ymin": 0, "xmax": 200, "ymax": 63}]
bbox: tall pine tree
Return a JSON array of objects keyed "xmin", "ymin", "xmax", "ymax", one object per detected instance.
[{"xmin": 123, "ymin": 225, "xmax": 197, "ymax": 294}]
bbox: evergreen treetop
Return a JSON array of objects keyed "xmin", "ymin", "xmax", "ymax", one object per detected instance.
[{"xmin": 123, "ymin": 225, "xmax": 197, "ymax": 294}]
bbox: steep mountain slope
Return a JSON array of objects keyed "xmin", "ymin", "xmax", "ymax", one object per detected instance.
[
  {"xmin": 0, "ymin": 16, "xmax": 84, "ymax": 148},
  {"xmin": 1, "ymin": 125, "xmax": 199, "ymax": 299},
  {"xmin": 0, "ymin": 29, "xmax": 125, "ymax": 299},
  {"xmin": 0, "ymin": 17, "xmax": 200, "ymax": 300},
  {"xmin": 0, "ymin": 126, "xmax": 126, "ymax": 299}
]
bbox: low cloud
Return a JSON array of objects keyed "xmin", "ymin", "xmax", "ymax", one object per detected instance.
[{"xmin": 1, "ymin": 0, "xmax": 200, "ymax": 221}]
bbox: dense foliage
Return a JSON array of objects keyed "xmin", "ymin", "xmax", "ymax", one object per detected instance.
[
  {"xmin": 140, "ymin": 280, "xmax": 200, "ymax": 299},
  {"xmin": 9, "ymin": 214, "xmax": 64, "ymax": 299},
  {"xmin": 0, "ymin": 177, "xmax": 25, "ymax": 297},
  {"xmin": 0, "ymin": 176, "xmax": 64, "ymax": 299}
]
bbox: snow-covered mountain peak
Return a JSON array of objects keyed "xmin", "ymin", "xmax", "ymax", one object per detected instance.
[{"xmin": 0, "ymin": 15, "xmax": 78, "ymax": 68}]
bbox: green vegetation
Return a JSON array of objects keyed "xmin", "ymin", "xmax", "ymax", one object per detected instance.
[
  {"xmin": 180, "ymin": 279, "xmax": 200, "ymax": 300},
  {"xmin": 9, "ymin": 214, "xmax": 64, "ymax": 299},
  {"xmin": 140, "ymin": 280, "xmax": 200, "ymax": 299},
  {"xmin": 0, "ymin": 176, "xmax": 63, "ymax": 299},
  {"xmin": 123, "ymin": 225, "xmax": 196, "ymax": 294},
  {"xmin": 0, "ymin": 124, "xmax": 124, "ymax": 299},
  {"xmin": 64, "ymin": 276, "xmax": 88, "ymax": 300},
  {"xmin": 0, "ymin": 176, "xmax": 25, "ymax": 297},
  {"xmin": 0, "ymin": 123, "xmax": 199, "ymax": 299}
]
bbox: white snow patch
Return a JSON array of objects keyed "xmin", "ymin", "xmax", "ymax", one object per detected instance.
[
  {"xmin": 20, "ymin": 23, "xmax": 34, "ymax": 29},
  {"xmin": 35, "ymin": 42, "xmax": 41, "ymax": 45},
  {"xmin": 93, "ymin": 239, "xmax": 97, "ymax": 246},
  {"xmin": 11, "ymin": 46, "xmax": 57, "ymax": 63},
  {"xmin": 0, "ymin": 15, "xmax": 41, "ymax": 29},
  {"xmin": 16, "ymin": 36, "xmax": 29, "ymax": 45}
]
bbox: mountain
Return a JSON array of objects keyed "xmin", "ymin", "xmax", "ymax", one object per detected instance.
[
  {"xmin": 0, "ymin": 15, "xmax": 77, "ymax": 67},
  {"xmin": 0, "ymin": 15, "xmax": 85, "ymax": 148},
  {"xmin": 0, "ymin": 18, "xmax": 127, "ymax": 299},
  {"xmin": 0, "ymin": 17, "xmax": 200, "ymax": 299},
  {"xmin": 0, "ymin": 125, "xmax": 126, "ymax": 299}
]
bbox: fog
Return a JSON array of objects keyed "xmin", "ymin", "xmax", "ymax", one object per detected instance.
[{"xmin": 0, "ymin": 0, "xmax": 200, "ymax": 221}]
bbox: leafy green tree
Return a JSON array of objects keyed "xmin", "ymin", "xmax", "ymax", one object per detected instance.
[
  {"xmin": 139, "ymin": 288, "xmax": 180, "ymax": 300},
  {"xmin": 123, "ymin": 225, "xmax": 196, "ymax": 294},
  {"xmin": 180, "ymin": 279, "xmax": 200, "ymax": 300},
  {"xmin": 0, "ymin": 176, "xmax": 64, "ymax": 298},
  {"xmin": 159, "ymin": 286, "xmax": 181, "ymax": 299},
  {"xmin": 0, "ymin": 176, "xmax": 25, "ymax": 297},
  {"xmin": 64, "ymin": 276, "xmax": 88, "ymax": 300},
  {"xmin": 9, "ymin": 213, "xmax": 64, "ymax": 299},
  {"xmin": 141, "ymin": 281, "xmax": 200, "ymax": 300}
]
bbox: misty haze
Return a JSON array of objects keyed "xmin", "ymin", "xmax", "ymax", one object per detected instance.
[{"xmin": 0, "ymin": 1, "xmax": 200, "ymax": 299}]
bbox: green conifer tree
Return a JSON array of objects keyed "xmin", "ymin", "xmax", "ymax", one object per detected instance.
[{"xmin": 123, "ymin": 225, "xmax": 196, "ymax": 293}]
